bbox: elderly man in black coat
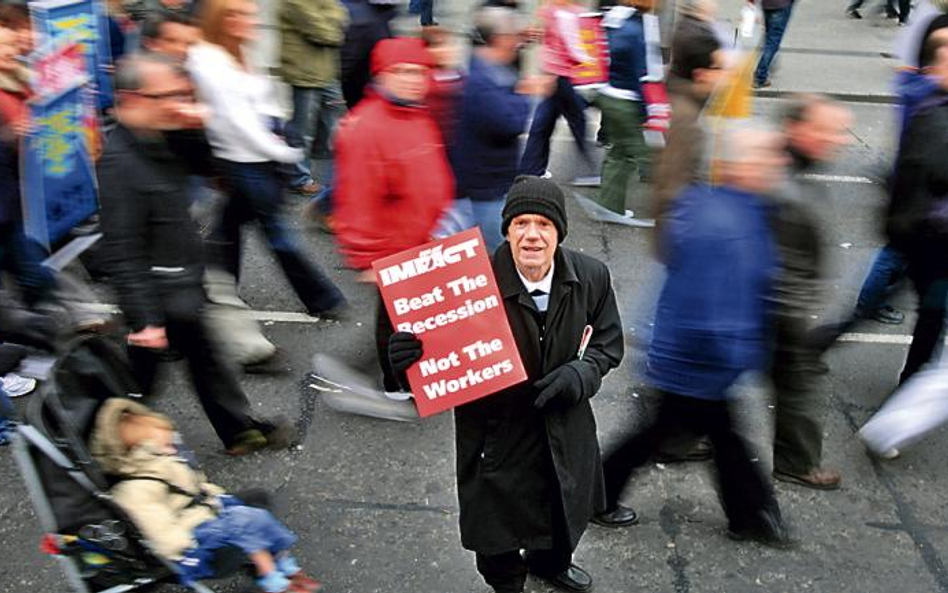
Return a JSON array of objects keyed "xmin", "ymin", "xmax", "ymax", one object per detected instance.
[{"xmin": 388, "ymin": 176, "xmax": 624, "ymax": 593}]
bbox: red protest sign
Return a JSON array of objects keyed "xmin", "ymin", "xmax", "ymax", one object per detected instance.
[
  {"xmin": 571, "ymin": 13, "xmax": 609, "ymax": 88},
  {"xmin": 373, "ymin": 228, "xmax": 527, "ymax": 417}
]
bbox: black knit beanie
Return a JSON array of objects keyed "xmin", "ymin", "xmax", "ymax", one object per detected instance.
[{"xmin": 501, "ymin": 175, "xmax": 568, "ymax": 243}]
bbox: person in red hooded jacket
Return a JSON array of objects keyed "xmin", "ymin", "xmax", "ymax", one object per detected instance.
[{"xmin": 333, "ymin": 36, "xmax": 454, "ymax": 391}]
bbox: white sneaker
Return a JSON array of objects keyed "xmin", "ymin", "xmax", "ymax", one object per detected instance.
[
  {"xmin": 877, "ymin": 447, "xmax": 900, "ymax": 460},
  {"xmin": 383, "ymin": 390, "xmax": 414, "ymax": 401},
  {"xmin": 2, "ymin": 373, "xmax": 37, "ymax": 398},
  {"xmin": 540, "ymin": 170, "xmax": 553, "ymax": 179}
]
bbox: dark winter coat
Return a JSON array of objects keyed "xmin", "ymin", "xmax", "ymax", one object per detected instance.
[
  {"xmin": 648, "ymin": 184, "xmax": 777, "ymax": 400},
  {"xmin": 339, "ymin": 0, "xmax": 394, "ymax": 108},
  {"xmin": 767, "ymin": 151, "xmax": 829, "ymax": 318},
  {"xmin": 97, "ymin": 125, "xmax": 213, "ymax": 330},
  {"xmin": 603, "ymin": 7, "xmax": 647, "ymax": 96},
  {"xmin": 453, "ymin": 54, "xmax": 530, "ymax": 200},
  {"xmin": 887, "ymin": 92, "xmax": 948, "ymax": 252},
  {"xmin": 453, "ymin": 243, "xmax": 624, "ymax": 555}
]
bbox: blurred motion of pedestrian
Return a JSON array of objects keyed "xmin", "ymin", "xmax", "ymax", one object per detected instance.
[
  {"xmin": 885, "ymin": 34, "xmax": 948, "ymax": 385},
  {"xmin": 596, "ymin": 127, "xmax": 792, "ymax": 548},
  {"xmin": 408, "ymin": 0, "xmax": 437, "ymax": 27},
  {"xmin": 141, "ymin": 11, "xmax": 201, "ymax": 63},
  {"xmin": 0, "ymin": 25, "xmax": 57, "ymax": 311},
  {"xmin": 750, "ymin": 0, "xmax": 796, "ymax": 89},
  {"xmin": 421, "ymin": 26, "xmax": 463, "ymax": 150},
  {"xmin": 847, "ymin": 0, "xmax": 910, "ymax": 25},
  {"xmin": 124, "ymin": 0, "xmax": 196, "ymax": 23},
  {"xmin": 518, "ymin": 0, "xmax": 596, "ymax": 178},
  {"xmin": 333, "ymin": 37, "xmax": 453, "ymax": 391},
  {"xmin": 98, "ymin": 53, "xmax": 291, "ymax": 455},
  {"xmin": 452, "ymin": 6, "xmax": 552, "ymax": 251},
  {"xmin": 0, "ymin": 2, "xmax": 34, "ymax": 56},
  {"xmin": 652, "ymin": 8, "xmax": 724, "ymax": 232},
  {"xmin": 767, "ymin": 95, "xmax": 852, "ymax": 491},
  {"xmin": 339, "ymin": 0, "xmax": 395, "ymax": 109},
  {"xmin": 189, "ymin": 0, "xmax": 347, "ymax": 318},
  {"xmin": 593, "ymin": 0, "xmax": 652, "ymax": 216},
  {"xmin": 278, "ymin": 0, "xmax": 349, "ymax": 198}
]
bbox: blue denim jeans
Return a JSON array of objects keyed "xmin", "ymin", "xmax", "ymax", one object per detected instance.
[
  {"xmin": 285, "ymin": 85, "xmax": 345, "ymax": 189},
  {"xmin": 519, "ymin": 76, "xmax": 589, "ymax": 177},
  {"xmin": 0, "ymin": 388, "xmax": 12, "ymax": 446},
  {"xmin": 213, "ymin": 160, "xmax": 346, "ymax": 314},
  {"xmin": 0, "ymin": 221, "xmax": 55, "ymax": 306},
  {"xmin": 754, "ymin": 2, "xmax": 795, "ymax": 85},
  {"xmin": 856, "ymin": 244, "xmax": 908, "ymax": 314},
  {"xmin": 408, "ymin": 0, "xmax": 435, "ymax": 25},
  {"xmin": 177, "ymin": 503, "xmax": 296, "ymax": 584},
  {"xmin": 469, "ymin": 192, "xmax": 506, "ymax": 254}
]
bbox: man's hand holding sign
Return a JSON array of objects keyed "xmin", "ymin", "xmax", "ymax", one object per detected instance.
[{"xmin": 373, "ymin": 228, "xmax": 528, "ymax": 417}]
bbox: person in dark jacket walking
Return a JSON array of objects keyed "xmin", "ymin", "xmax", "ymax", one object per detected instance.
[
  {"xmin": 98, "ymin": 53, "xmax": 290, "ymax": 455},
  {"xmin": 594, "ymin": 128, "xmax": 792, "ymax": 548},
  {"xmin": 885, "ymin": 35, "xmax": 948, "ymax": 385},
  {"xmin": 388, "ymin": 176, "xmax": 624, "ymax": 593},
  {"xmin": 339, "ymin": 0, "xmax": 395, "ymax": 109},
  {"xmin": 453, "ymin": 6, "xmax": 553, "ymax": 252},
  {"xmin": 767, "ymin": 95, "xmax": 852, "ymax": 491}
]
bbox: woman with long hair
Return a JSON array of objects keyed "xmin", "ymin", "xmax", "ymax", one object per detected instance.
[{"xmin": 188, "ymin": 0, "xmax": 346, "ymax": 317}]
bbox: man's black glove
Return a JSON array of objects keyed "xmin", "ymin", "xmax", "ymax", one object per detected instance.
[
  {"xmin": 388, "ymin": 332, "xmax": 423, "ymax": 375},
  {"xmin": 533, "ymin": 363, "xmax": 584, "ymax": 409}
]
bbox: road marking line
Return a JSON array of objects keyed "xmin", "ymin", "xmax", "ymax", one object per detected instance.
[
  {"xmin": 801, "ymin": 173, "xmax": 877, "ymax": 184},
  {"xmin": 837, "ymin": 332, "xmax": 912, "ymax": 345}
]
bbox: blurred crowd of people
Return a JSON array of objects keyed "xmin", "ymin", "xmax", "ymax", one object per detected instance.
[{"xmin": 2, "ymin": 0, "xmax": 948, "ymax": 592}]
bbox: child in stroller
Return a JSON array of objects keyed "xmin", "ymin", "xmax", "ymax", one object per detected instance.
[{"xmin": 89, "ymin": 397, "xmax": 321, "ymax": 593}]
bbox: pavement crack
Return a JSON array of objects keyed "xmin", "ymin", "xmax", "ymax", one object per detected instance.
[
  {"xmin": 296, "ymin": 373, "xmax": 320, "ymax": 446},
  {"xmin": 830, "ymin": 392, "xmax": 948, "ymax": 592},
  {"xmin": 658, "ymin": 504, "xmax": 691, "ymax": 593},
  {"xmin": 319, "ymin": 497, "xmax": 455, "ymax": 515}
]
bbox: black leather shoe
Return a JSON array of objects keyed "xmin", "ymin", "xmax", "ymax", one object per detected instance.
[
  {"xmin": 591, "ymin": 504, "xmax": 639, "ymax": 527},
  {"xmin": 727, "ymin": 508, "xmax": 795, "ymax": 550},
  {"xmin": 538, "ymin": 564, "xmax": 593, "ymax": 593}
]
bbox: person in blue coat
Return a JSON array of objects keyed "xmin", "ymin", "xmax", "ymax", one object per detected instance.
[
  {"xmin": 593, "ymin": 127, "xmax": 793, "ymax": 548},
  {"xmin": 452, "ymin": 6, "xmax": 553, "ymax": 252}
]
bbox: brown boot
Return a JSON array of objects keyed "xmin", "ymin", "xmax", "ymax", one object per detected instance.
[{"xmin": 773, "ymin": 467, "xmax": 841, "ymax": 491}]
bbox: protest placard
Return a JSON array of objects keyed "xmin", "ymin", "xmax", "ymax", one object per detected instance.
[
  {"xmin": 20, "ymin": 0, "xmax": 104, "ymax": 248},
  {"xmin": 30, "ymin": 0, "xmax": 113, "ymax": 109},
  {"xmin": 20, "ymin": 85, "xmax": 99, "ymax": 249},
  {"xmin": 31, "ymin": 39, "xmax": 87, "ymax": 102},
  {"xmin": 571, "ymin": 13, "xmax": 609, "ymax": 88},
  {"xmin": 373, "ymin": 229, "xmax": 528, "ymax": 418}
]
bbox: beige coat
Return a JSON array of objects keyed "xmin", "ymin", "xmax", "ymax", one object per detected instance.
[{"xmin": 89, "ymin": 399, "xmax": 225, "ymax": 560}]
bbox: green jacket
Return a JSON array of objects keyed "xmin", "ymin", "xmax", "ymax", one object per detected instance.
[{"xmin": 278, "ymin": 0, "xmax": 350, "ymax": 88}]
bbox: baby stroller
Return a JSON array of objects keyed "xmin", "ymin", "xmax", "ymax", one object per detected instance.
[{"xmin": 9, "ymin": 335, "xmax": 249, "ymax": 593}]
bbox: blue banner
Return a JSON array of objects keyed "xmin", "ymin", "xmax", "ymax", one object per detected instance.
[
  {"xmin": 20, "ymin": 85, "xmax": 98, "ymax": 248},
  {"xmin": 30, "ymin": 0, "xmax": 113, "ymax": 111}
]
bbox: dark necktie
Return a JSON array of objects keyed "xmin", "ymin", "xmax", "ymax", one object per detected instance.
[{"xmin": 529, "ymin": 289, "xmax": 549, "ymax": 313}]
